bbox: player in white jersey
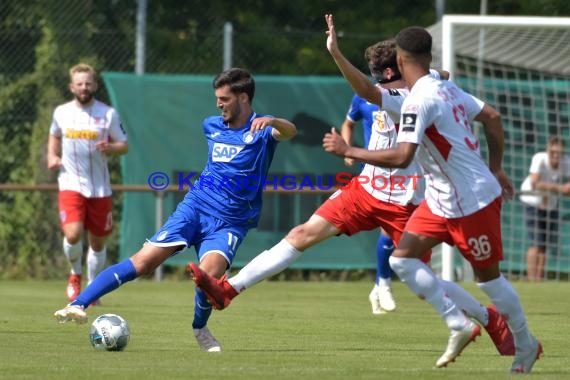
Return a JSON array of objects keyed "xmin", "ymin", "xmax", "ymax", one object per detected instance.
[
  {"xmin": 188, "ymin": 37, "xmax": 515, "ymax": 358},
  {"xmin": 322, "ymin": 16, "xmax": 541, "ymax": 373},
  {"xmin": 340, "ymin": 62, "xmax": 398, "ymax": 314},
  {"xmin": 47, "ymin": 63, "xmax": 128, "ymax": 305}
]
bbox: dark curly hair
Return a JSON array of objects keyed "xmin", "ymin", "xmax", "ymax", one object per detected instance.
[{"xmin": 364, "ymin": 39, "xmax": 400, "ymax": 83}]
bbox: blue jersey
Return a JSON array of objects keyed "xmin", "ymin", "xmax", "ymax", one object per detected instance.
[
  {"xmin": 187, "ymin": 112, "xmax": 279, "ymax": 227},
  {"xmin": 346, "ymin": 94, "xmax": 380, "ymax": 147}
]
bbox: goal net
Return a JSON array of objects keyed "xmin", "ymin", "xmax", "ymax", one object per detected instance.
[{"xmin": 427, "ymin": 15, "xmax": 570, "ymax": 281}]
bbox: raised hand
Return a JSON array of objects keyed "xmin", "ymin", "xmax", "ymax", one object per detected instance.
[{"xmin": 325, "ymin": 14, "xmax": 339, "ymax": 55}]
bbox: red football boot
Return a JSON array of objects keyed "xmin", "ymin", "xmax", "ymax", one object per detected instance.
[
  {"xmin": 485, "ymin": 305, "xmax": 516, "ymax": 356},
  {"xmin": 187, "ymin": 263, "xmax": 238, "ymax": 310}
]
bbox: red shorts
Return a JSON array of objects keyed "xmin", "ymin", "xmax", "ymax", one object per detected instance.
[
  {"xmin": 405, "ymin": 197, "xmax": 503, "ymax": 268},
  {"xmin": 58, "ymin": 190, "xmax": 113, "ymax": 236},
  {"xmin": 314, "ymin": 182, "xmax": 431, "ymax": 262}
]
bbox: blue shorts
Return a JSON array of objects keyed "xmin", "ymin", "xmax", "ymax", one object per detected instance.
[
  {"xmin": 147, "ymin": 200, "xmax": 249, "ymax": 266},
  {"xmin": 524, "ymin": 205, "xmax": 559, "ymax": 250}
]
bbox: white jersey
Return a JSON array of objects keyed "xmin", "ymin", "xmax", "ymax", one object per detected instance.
[
  {"xmin": 397, "ymin": 74, "xmax": 500, "ymax": 218},
  {"xmin": 520, "ymin": 151, "xmax": 570, "ymax": 210},
  {"xmin": 359, "ymin": 86, "xmax": 425, "ymax": 206},
  {"xmin": 49, "ymin": 99, "xmax": 127, "ymax": 197}
]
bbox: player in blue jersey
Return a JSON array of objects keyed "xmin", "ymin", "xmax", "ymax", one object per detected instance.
[
  {"xmin": 53, "ymin": 68, "xmax": 297, "ymax": 352},
  {"xmin": 340, "ymin": 41, "xmax": 404, "ymax": 314},
  {"xmin": 341, "ymin": 93, "xmax": 397, "ymax": 315}
]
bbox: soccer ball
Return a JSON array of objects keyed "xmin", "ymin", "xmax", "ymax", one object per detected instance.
[{"xmin": 89, "ymin": 314, "xmax": 130, "ymax": 351}]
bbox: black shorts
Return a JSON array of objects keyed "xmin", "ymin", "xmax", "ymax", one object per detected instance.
[{"xmin": 524, "ymin": 205, "xmax": 559, "ymax": 250}]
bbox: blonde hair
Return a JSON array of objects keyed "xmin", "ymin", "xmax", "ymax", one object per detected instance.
[
  {"xmin": 69, "ymin": 63, "xmax": 97, "ymax": 82},
  {"xmin": 549, "ymin": 136, "xmax": 564, "ymax": 147}
]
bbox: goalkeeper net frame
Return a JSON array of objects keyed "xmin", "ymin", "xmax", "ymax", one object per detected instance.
[{"xmin": 428, "ymin": 15, "xmax": 570, "ymax": 281}]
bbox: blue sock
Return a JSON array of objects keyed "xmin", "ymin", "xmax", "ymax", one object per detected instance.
[
  {"xmin": 71, "ymin": 259, "xmax": 138, "ymax": 308},
  {"xmin": 375, "ymin": 233, "xmax": 395, "ymax": 285},
  {"xmin": 192, "ymin": 288, "xmax": 213, "ymax": 329}
]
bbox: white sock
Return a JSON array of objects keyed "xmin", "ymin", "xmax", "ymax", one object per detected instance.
[
  {"xmin": 477, "ymin": 274, "xmax": 533, "ymax": 348},
  {"xmin": 389, "ymin": 256, "xmax": 470, "ymax": 330},
  {"xmin": 378, "ymin": 278, "xmax": 392, "ymax": 288},
  {"xmin": 440, "ymin": 279, "xmax": 487, "ymax": 326},
  {"xmin": 87, "ymin": 246, "xmax": 107, "ymax": 284},
  {"xmin": 228, "ymin": 239, "xmax": 302, "ymax": 292},
  {"xmin": 63, "ymin": 237, "xmax": 83, "ymax": 275}
]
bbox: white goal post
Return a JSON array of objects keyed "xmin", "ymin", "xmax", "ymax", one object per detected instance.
[{"xmin": 436, "ymin": 15, "xmax": 570, "ymax": 281}]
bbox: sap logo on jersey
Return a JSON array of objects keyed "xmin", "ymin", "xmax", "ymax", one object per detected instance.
[{"xmin": 212, "ymin": 143, "xmax": 245, "ymax": 162}]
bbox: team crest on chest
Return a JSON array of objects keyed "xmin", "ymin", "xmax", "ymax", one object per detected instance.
[{"xmin": 242, "ymin": 131, "xmax": 254, "ymax": 143}]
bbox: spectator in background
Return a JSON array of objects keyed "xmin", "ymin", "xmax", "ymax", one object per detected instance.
[
  {"xmin": 47, "ymin": 63, "xmax": 128, "ymax": 305},
  {"xmin": 519, "ymin": 136, "xmax": 570, "ymax": 281}
]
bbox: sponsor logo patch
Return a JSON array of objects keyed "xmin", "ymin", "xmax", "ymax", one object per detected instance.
[
  {"xmin": 374, "ymin": 112, "xmax": 386, "ymax": 132},
  {"xmin": 401, "ymin": 113, "xmax": 417, "ymax": 132},
  {"xmin": 212, "ymin": 143, "xmax": 245, "ymax": 162}
]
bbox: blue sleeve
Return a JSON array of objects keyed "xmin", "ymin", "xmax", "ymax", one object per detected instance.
[
  {"xmin": 346, "ymin": 95, "xmax": 363, "ymax": 122},
  {"xmin": 260, "ymin": 114, "xmax": 279, "ymax": 143},
  {"xmin": 202, "ymin": 117, "xmax": 211, "ymax": 135},
  {"xmin": 266, "ymin": 125, "xmax": 279, "ymax": 145}
]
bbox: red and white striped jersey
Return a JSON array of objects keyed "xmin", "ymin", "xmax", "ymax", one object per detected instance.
[
  {"xmin": 396, "ymin": 74, "xmax": 500, "ymax": 218},
  {"xmin": 49, "ymin": 100, "xmax": 127, "ymax": 197}
]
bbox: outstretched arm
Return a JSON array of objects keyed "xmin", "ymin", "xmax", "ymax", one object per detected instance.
[
  {"xmin": 251, "ymin": 116, "xmax": 297, "ymax": 141},
  {"xmin": 325, "ymin": 14, "xmax": 381, "ymax": 106},
  {"xmin": 323, "ymin": 128, "xmax": 416, "ymax": 168}
]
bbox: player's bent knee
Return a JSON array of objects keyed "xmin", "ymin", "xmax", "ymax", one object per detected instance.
[
  {"xmin": 284, "ymin": 225, "xmax": 314, "ymax": 251},
  {"xmin": 389, "ymin": 256, "xmax": 409, "ymax": 275},
  {"xmin": 65, "ymin": 234, "xmax": 83, "ymax": 245}
]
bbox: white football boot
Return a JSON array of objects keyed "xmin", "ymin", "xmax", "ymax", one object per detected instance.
[
  {"xmin": 194, "ymin": 326, "xmax": 222, "ymax": 352},
  {"xmin": 436, "ymin": 321, "xmax": 481, "ymax": 368},
  {"xmin": 378, "ymin": 285, "xmax": 396, "ymax": 312},
  {"xmin": 54, "ymin": 305, "xmax": 88, "ymax": 324}
]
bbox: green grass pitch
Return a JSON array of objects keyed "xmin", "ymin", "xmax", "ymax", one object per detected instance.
[{"xmin": 0, "ymin": 279, "xmax": 567, "ymax": 380}]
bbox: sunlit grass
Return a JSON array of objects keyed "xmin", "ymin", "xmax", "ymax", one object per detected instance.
[{"xmin": 0, "ymin": 280, "xmax": 565, "ymax": 380}]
